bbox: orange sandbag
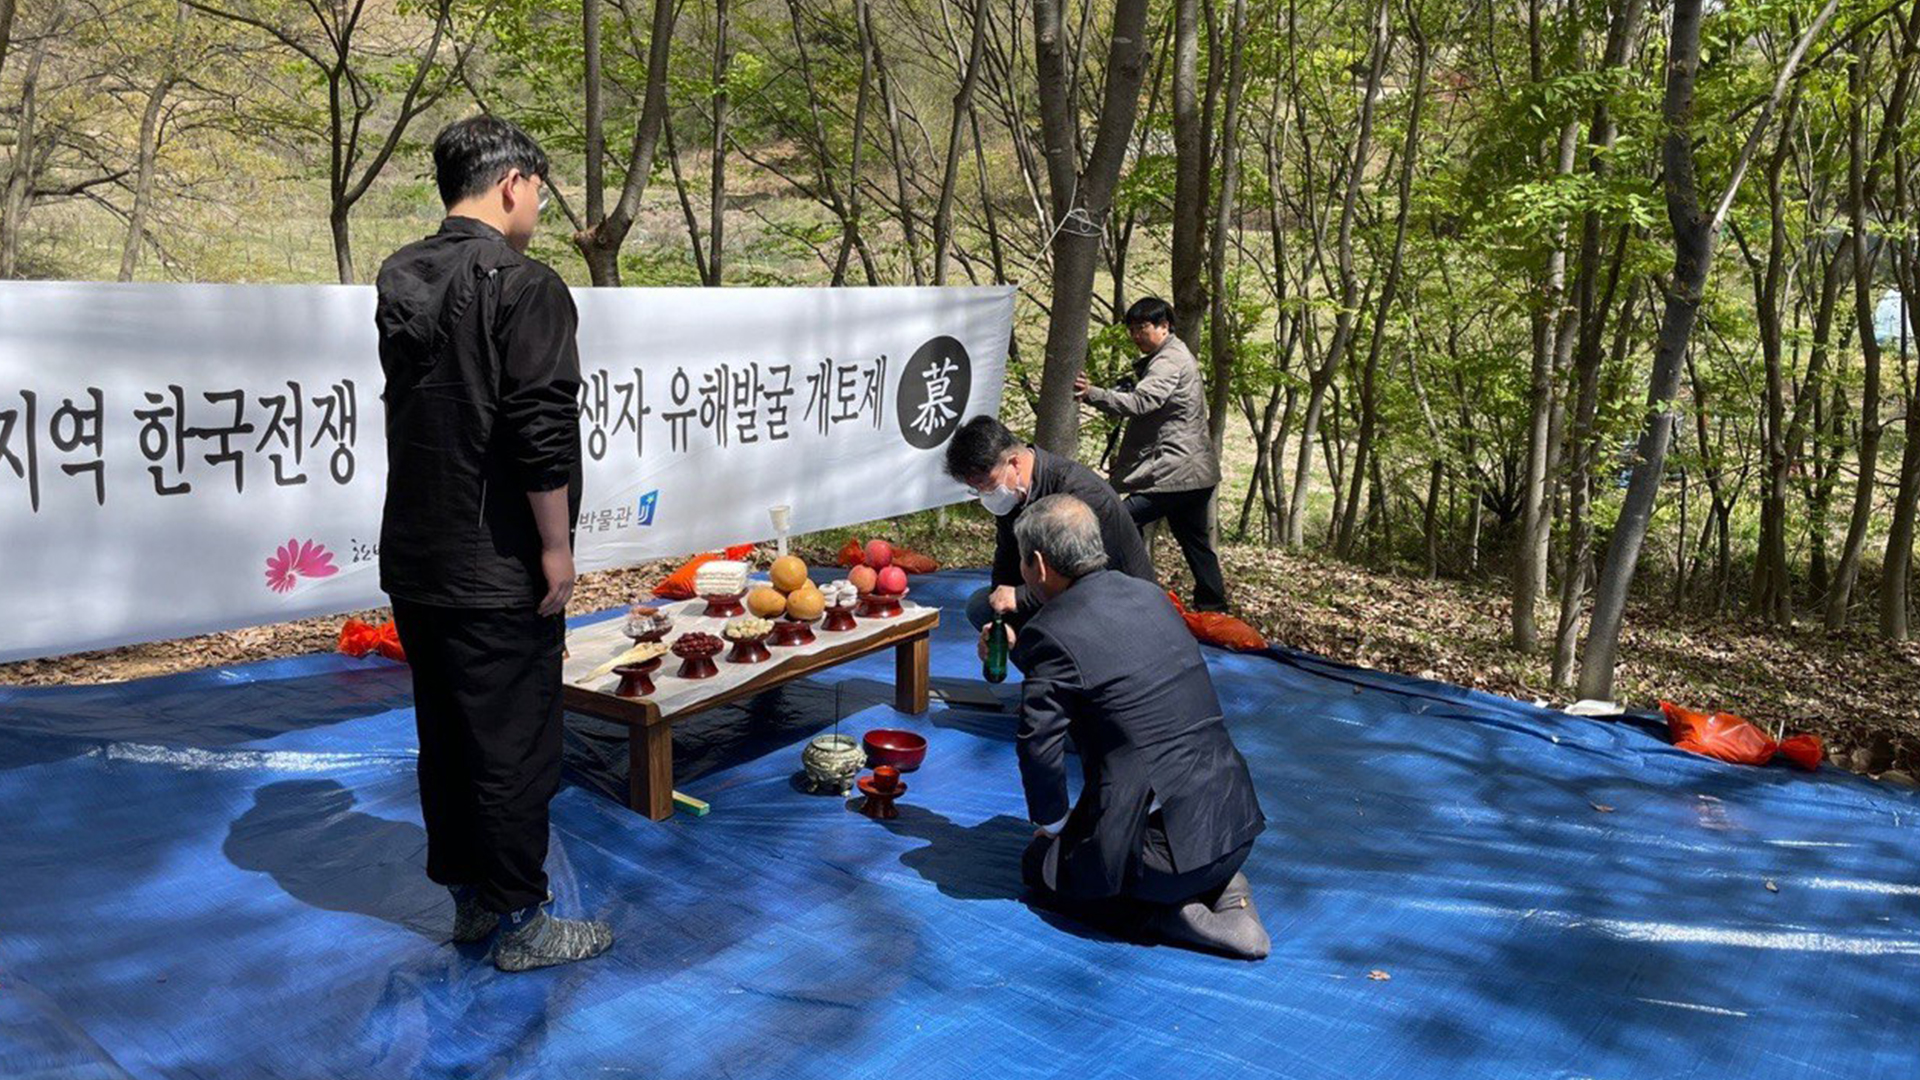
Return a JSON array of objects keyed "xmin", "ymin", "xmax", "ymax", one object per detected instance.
[
  {"xmin": 893, "ymin": 549, "xmax": 940, "ymax": 575},
  {"xmin": 653, "ymin": 552, "xmax": 722, "ymax": 600},
  {"xmin": 1661, "ymin": 701, "xmax": 1778, "ymax": 766},
  {"xmin": 338, "ymin": 618, "xmax": 407, "ymax": 663},
  {"xmin": 1775, "ymin": 733, "xmax": 1824, "ymax": 771},
  {"xmin": 1182, "ymin": 611, "xmax": 1267, "ymax": 652},
  {"xmin": 337, "ymin": 618, "xmax": 381, "ymax": 658},
  {"xmin": 838, "ymin": 538, "xmax": 866, "ymax": 568},
  {"xmin": 373, "ymin": 620, "xmax": 407, "ymax": 663}
]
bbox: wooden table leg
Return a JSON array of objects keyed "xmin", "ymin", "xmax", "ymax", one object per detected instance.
[
  {"xmin": 628, "ymin": 705, "xmax": 675, "ymax": 820},
  {"xmin": 895, "ymin": 630, "xmax": 931, "ymax": 714}
]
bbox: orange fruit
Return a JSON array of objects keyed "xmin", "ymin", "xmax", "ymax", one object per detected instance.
[
  {"xmin": 786, "ymin": 586, "xmax": 826, "ymax": 622},
  {"xmin": 770, "ymin": 555, "xmax": 810, "ymax": 593},
  {"xmin": 746, "ymin": 586, "xmax": 788, "ymax": 618}
]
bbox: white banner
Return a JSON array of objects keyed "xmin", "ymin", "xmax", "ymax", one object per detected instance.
[{"xmin": 0, "ymin": 282, "xmax": 1013, "ymax": 662}]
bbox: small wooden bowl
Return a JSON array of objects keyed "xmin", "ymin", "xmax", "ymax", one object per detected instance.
[
  {"xmin": 770, "ymin": 618, "xmax": 817, "ymax": 647},
  {"xmin": 701, "ymin": 592, "xmax": 747, "ymax": 618},
  {"xmin": 726, "ymin": 634, "xmax": 772, "ymax": 664},
  {"xmin": 611, "ymin": 658, "xmax": 662, "ymax": 698},
  {"xmin": 862, "ymin": 728, "xmax": 927, "ymax": 772},
  {"xmin": 822, "ymin": 605, "xmax": 858, "ymax": 632},
  {"xmin": 858, "ymin": 590, "xmax": 906, "ymax": 619}
]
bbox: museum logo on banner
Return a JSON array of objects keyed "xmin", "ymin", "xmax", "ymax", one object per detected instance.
[{"xmin": 895, "ymin": 336, "xmax": 971, "ymax": 450}]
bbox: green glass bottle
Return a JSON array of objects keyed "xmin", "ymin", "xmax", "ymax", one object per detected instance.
[{"xmin": 984, "ymin": 614, "xmax": 1008, "ymax": 684}]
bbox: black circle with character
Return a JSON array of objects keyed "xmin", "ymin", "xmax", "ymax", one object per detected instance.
[{"xmin": 896, "ymin": 336, "xmax": 972, "ymax": 449}]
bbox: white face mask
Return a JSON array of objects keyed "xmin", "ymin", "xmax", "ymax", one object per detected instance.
[{"xmin": 978, "ymin": 484, "xmax": 1023, "ymax": 517}]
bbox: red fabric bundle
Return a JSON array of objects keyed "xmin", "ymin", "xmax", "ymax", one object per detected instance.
[
  {"xmin": 1163, "ymin": 590, "xmax": 1267, "ymax": 652},
  {"xmin": 837, "ymin": 537, "xmax": 937, "ymax": 575},
  {"xmin": 1660, "ymin": 701, "xmax": 1821, "ymax": 770},
  {"xmin": 838, "ymin": 538, "xmax": 866, "ymax": 568},
  {"xmin": 652, "ymin": 553, "xmax": 719, "ymax": 599},
  {"xmin": 893, "ymin": 549, "xmax": 940, "ymax": 575},
  {"xmin": 338, "ymin": 619, "xmax": 407, "ymax": 664},
  {"xmin": 337, "ymin": 618, "xmax": 382, "ymax": 657},
  {"xmin": 373, "ymin": 621, "xmax": 407, "ymax": 663},
  {"xmin": 1774, "ymin": 733, "xmax": 1825, "ymax": 771},
  {"xmin": 653, "ymin": 544, "xmax": 759, "ymax": 599}
]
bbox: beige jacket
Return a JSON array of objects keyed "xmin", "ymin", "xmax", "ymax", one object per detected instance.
[{"xmin": 1084, "ymin": 334, "xmax": 1220, "ymax": 494}]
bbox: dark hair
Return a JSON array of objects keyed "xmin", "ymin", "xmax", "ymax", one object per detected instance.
[
  {"xmin": 1125, "ymin": 296, "xmax": 1174, "ymax": 328},
  {"xmin": 432, "ymin": 116, "xmax": 550, "ymax": 207},
  {"xmin": 944, "ymin": 415, "xmax": 1020, "ymax": 484}
]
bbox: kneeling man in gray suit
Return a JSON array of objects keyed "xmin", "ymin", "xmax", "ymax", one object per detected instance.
[{"xmin": 995, "ymin": 494, "xmax": 1271, "ymax": 959}]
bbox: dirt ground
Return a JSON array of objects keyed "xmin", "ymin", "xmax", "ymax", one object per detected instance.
[{"xmin": 6, "ymin": 515, "xmax": 1917, "ymax": 783}]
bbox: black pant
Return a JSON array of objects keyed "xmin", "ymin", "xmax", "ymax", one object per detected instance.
[
  {"xmin": 1125, "ymin": 487, "xmax": 1228, "ymax": 611},
  {"xmin": 1022, "ymin": 812, "xmax": 1253, "ymax": 928},
  {"xmin": 392, "ymin": 599, "xmax": 566, "ymax": 914}
]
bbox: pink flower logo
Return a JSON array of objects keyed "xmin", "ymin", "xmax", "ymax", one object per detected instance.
[{"xmin": 264, "ymin": 538, "xmax": 339, "ymax": 594}]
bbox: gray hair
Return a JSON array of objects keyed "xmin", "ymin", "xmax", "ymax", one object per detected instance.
[{"xmin": 1013, "ymin": 494, "xmax": 1109, "ymax": 579}]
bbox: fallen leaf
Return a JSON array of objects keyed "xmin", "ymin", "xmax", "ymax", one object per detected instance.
[
  {"xmin": 1368, "ymin": 969, "xmax": 1391, "ymax": 981},
  {"xmin": 1590, "ymin": 802, "xmax": 1615, "ymax": 813}
]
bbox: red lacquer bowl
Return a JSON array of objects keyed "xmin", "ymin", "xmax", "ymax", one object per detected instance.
[
  {"xmin": 858, "ymin": 590, "xmax": 906, "ymax": 618},
  {"xmin": 862, "ymin": 728, "xmax": 927, "ymax": 772}
]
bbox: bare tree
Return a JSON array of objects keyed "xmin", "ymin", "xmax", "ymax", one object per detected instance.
[
  {"xmin": 572, "ymin": 0, "xmax": 676, "ymax": 285},
  {"xmin": 185, "ymin": 0, "xmax": 486, "ymax": 283},
  {"xmin": 1029, "ymin": 0, "xmax": 1155, "ymax": 453},
  {"xmin": 1578, "ymin": 0, "xmax": 1839, "ymax": 700}
]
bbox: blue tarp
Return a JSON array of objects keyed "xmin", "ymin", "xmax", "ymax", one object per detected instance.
[{"xmin": 1, "ymin": 570, "xmax": 1916, "ymax": 1079}]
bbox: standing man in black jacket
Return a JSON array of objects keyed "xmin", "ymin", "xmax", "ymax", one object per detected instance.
[
  {"xmin": 375, "ymin": 116, "xmax": 611, "ymax": 972},
  {"xmin": 1007, "ymin": 495, "xmax": 1270, "ymax": 959},
  {"xmin": 942, "ymin": 415, "xmax": 1156, "ymax": 633}
]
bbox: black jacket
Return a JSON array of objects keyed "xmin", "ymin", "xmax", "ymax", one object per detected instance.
[
  {"xmin": 374, "ymin": 216, "xmax": 582, "ymax": 608},
  {"xmin": 992, "ymin": 446, "xmax": 1156, "ymax": 615},
  {"xmin": 1012, "ymin": 570, "xmax": 1266, "ymax": 899}
]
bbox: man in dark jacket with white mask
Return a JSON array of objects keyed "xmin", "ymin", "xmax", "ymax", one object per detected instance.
[
  {"xmin": 375, "ymin": 115, "xmax": 610, "ymax": 972},
  {"xmin": 1007, "ymin": 495, "xmax": 1270, "ymax": 959},
  {"xmin": 942, "ymin": 415, "xmax": 1155, "ymax": 633}
]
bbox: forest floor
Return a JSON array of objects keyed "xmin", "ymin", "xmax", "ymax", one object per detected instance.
[{"xmin": 6, "ymin": 508, "xmax": 1918, "ymax": 784}]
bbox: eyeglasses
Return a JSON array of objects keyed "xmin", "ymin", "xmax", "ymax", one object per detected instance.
[{"xmin": 507, "ymin": 170, "xmax": 551, "ymax": 214}]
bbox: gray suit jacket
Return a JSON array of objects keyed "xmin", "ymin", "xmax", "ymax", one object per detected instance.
[
  {"xmin": 1084, "ymin": 334, "xmax": 1221, "ymax": 494},
  {"xmin": 1012, "ymin": 570, "xmax": 1265, "ymax": 899}
]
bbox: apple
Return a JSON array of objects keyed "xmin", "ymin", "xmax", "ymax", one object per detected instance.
[
  {"xmin": 849, "ymin": 565, "xmax": 878, "ymax": 595},
  {"xmin": 864, "ymin": 539, "xmax": 894, "ymax": 569},
  {"xmin": 877, "ymin": 566, "xmax": 908, "ymax": 595}
]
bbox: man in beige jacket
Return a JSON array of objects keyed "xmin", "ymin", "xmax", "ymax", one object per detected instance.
[{"xmin": 1074, "ymin": 297, "xmax": 1227, "ymax": 611}]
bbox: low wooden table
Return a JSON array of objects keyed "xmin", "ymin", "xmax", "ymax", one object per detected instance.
[{"xmin": 561, "ymin": 603, "xmax": 939, "ymax": 820}]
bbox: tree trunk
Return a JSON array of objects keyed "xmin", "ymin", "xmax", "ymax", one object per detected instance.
[
  {"xmin": 119, "ymin": 77, "xmax": 174, "ymax": 281},
  {"xmin": 1882, "ymin": 228, "xmax": 1920, "ymax": 637},
  {"xmin": 1285, "ymin": 0, "xmax": 1390, "ymax": 545},
  {"xmin": 1030, "ymin": 0, "xmax": 1155, "ymax": 454},
  {"xmin": 584, "ymin": 0, "xmax": 604, "ymax": 226},
  {"xmin": 1338, "ymin": 12, "xmax": 1426, "ymax": 557},
  {"xmin": 1748, "ymin": 90, "xmax": 1801, "ymax": 624},
  {"xmin": 1206, "ymin": 0, "xmax": 1248, "ymax": 454},
  {"xmin": 706, "ymin": 0, "xmax": 729, "ymax": 285},
  {"xmin": 0, "ymin": 0, "xmax": 17, "ymax": 85},
  {"xmin": 1578, "ymin": 0, "xmax": 1837, "ymax": 699},
  {"xmin": 1827, "ymin": 50, "xmax": 1887, "ymax": 629},
  {"xmin": 0, "ymin": 27, "xmax": 49, "ymax": 279},
  {"xmin": 1516, "ymin": 21, "xmax": 1586, "ymax": 650},
  {"xmin": 329, "ymin": 205, "xmax": 354, "ymax": 285},
  {"xmin": 576, "ymin": 0, "xmax": 677, "ymax": 286},
  {"xmin": 932, "ymin": 0, "xmax": 987, "ymax": 285},
  {"xmin": 1171, "ymin": 0, "xmax": 1207, "ymax": 336}
]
